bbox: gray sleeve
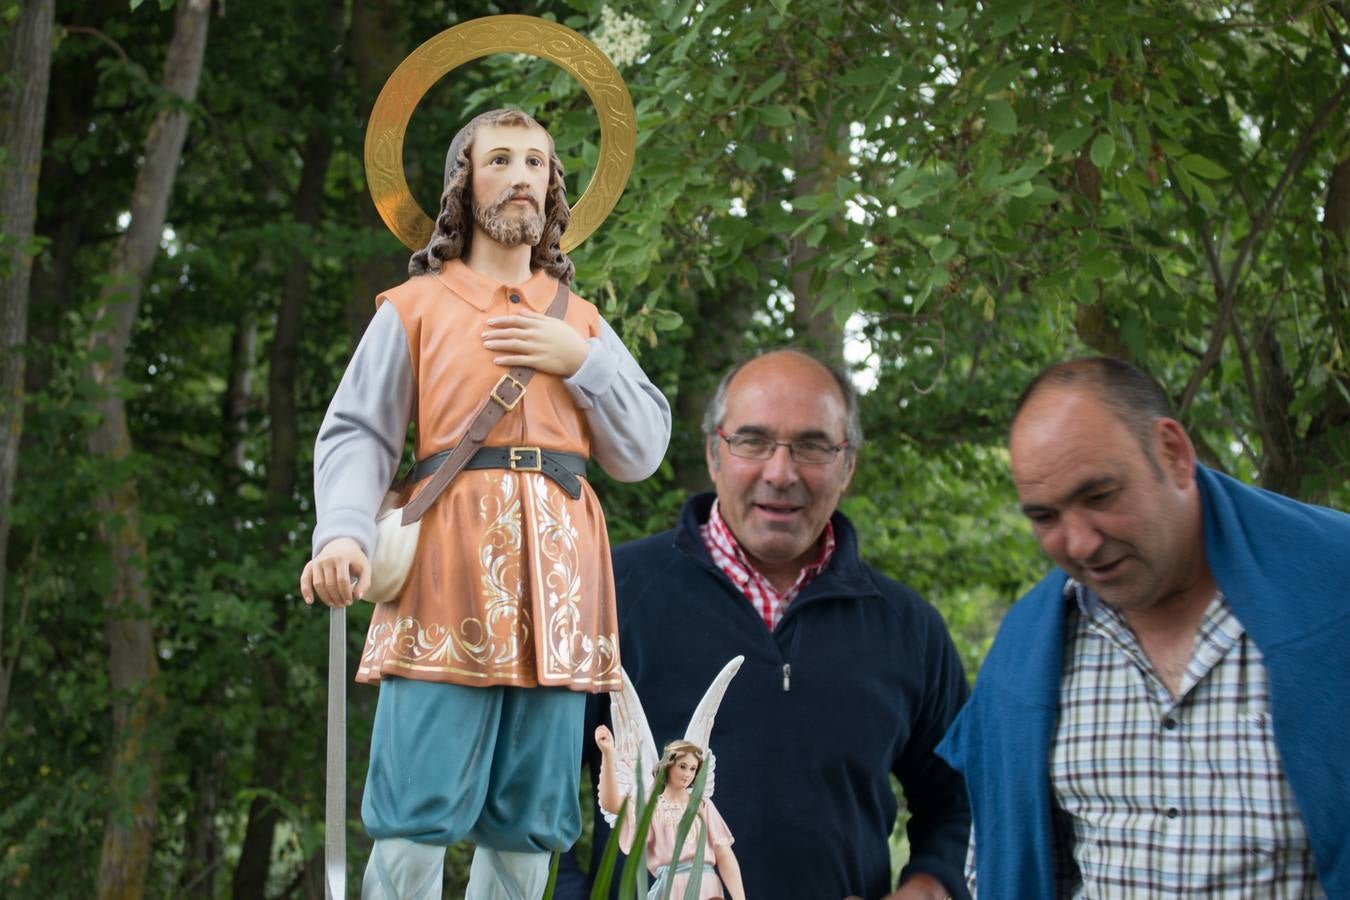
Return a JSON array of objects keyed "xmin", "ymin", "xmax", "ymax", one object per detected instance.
[
  {"xmin": 311, "ymin": 301, "xmax": 413, "ymax": 558},
  {"xmin": 564, "ymin": 316, "xmax": 672, "ymax": 482}
]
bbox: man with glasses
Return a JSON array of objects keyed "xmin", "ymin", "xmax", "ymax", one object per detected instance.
[{"xmin": 558, "ymin": 349, "xmax": 971, "ymax": 900}]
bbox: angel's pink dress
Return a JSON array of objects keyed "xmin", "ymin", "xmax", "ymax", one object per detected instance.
[{"xmin": 619, "ymin": 794, "xmax": 735, "ymax": 899}]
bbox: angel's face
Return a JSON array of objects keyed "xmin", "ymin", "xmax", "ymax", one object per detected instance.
[{"xmin": 669, "ymin": 753, "xmax": 699, "ymax": 790}]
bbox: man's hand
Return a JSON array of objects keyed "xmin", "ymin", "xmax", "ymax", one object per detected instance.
[
  {"xmin": 874, "ymin": 872, "xmax": 952, "ymax": 900},
  {"xmin": 482, "ymin": 311, "xmax": 589, "ymax": 377},
  {"xmin": 300, "ymin": 537, "xmax": 370, "ymax": 608}
]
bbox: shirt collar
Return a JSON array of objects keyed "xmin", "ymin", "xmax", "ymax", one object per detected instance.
[
  {"xmin": 1064, "ymin": 577, "xmax": 1228, "ymax": 624},
  {"xmin": 1064, "ymin": 578, "xmax": 1097, "ymax": 616},
  {"xmin": 433, "ymin": 258, "xmax": 559, "ymax": 312},
  {"xmin": 708, "ymin": 498, "xmax": 837, "ymax": 584}
]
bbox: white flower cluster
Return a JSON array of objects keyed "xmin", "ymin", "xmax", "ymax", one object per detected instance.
[{"xmin": 594, "ymin": 6, "xmax": 651, "ymax": 68}]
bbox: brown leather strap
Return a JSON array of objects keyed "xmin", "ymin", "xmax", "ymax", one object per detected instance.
[{"xmin": 400, "ymin": 279, "xmax": 571, "ymax": 525}]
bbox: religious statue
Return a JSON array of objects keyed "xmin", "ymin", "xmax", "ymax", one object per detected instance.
[{"xmin": 299, "ymin": 19, "xmax": 667, "ymax": 899}]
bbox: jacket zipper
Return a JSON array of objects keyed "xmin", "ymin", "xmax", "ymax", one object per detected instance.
[{"xmin": 696, "ymin": 554, "xmax": 856, "ymax": 698}]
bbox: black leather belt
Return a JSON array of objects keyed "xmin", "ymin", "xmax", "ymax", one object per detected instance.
[{"xmin": 409, "ymin": 445, "xmax": 588, "ymax": 500}]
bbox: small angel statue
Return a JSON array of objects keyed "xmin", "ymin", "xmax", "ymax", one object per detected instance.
[{"xmin": 594, "ymin": 655, "xmax": 747, "ymax": 900}]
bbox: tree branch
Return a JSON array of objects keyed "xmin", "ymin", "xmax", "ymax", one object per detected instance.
[
  {"xmin": 1227, "ymin": 70, "xmax": 1350, "ymax": 298},
  {"xmin": 1196, "ymin": 0, "xmax": 1331, "ymax": 31},
  {"xmin": 64, "ymin": 25, "xmax": 129, "ymax": 64},
  {"xmin": 1166, "ymin": 164, "xmax": 1236, "ymax": 415},
  {"xmin": 1327, "ymin": 14, "xmax": 1350, "ymax": 67},
  {"xmin": 1176, "ymin": 280, "xmax": 1235, "ymax": 416},
  {"xmin": 1171, "ymin": 63, "xmax": 1350, "ymax": 416},
  {"xmin": 1168, "ymin": 161, "xmax": 1228, "ymax": 294},
  {"xmin": 1226, "ymin": 312, "xmax": 1280, "ymax": 469}
]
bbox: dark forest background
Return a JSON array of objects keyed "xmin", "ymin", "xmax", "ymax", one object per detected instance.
[{"xmin": 1, "ymin": 0, "xmax": 1347, "ymax": 895}]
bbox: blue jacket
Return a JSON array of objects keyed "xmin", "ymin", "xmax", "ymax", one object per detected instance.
[
  {"xmin": 937, "ymin": 465, "xmax": 1350, "ymax": 898},
  {"xmin": 556, "ymin": 493, "xmax": 972, "ymax": 900}
]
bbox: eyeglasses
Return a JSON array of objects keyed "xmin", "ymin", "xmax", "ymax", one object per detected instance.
[{"xmin": 715, "ymin": 428, "xmax": 848, "ymax": 465}]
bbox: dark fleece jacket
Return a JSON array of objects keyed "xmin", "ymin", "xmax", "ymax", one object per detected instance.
[{"xmin": 556, "ymin": 493, "xmax": 971, "ymax": 900}]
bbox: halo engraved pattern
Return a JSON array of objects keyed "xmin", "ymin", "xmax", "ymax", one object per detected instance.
[{"xmin": 364, "ymin": 15, "xmax": 637, "ymax": 253}]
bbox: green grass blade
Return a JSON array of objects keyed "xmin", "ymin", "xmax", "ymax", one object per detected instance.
[
  {"xmin": 589, "ymin": 797, "xmax": 628, "ymax": 900},
  {"xmin": 626, "ymin": 774, "xmax": 649, "ymax": 900},
  {"xmin": 679, "ymin": 818, "xmax": 708, "ymax": 900},
  {"xmin": 542, "ymin": 846, "xmax": 561, "ymax": 899},
  {"xmin": 619, "ymin": 761, "xmax": 667, "ymax": 900},
  {"xmin": 659, "ymin": 757, "xmax": 710, "ymax": 900}
]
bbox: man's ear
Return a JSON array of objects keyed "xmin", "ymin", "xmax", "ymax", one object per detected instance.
[
  {"xmin": 1153, "ymin": 417, "xmax": 1197, "ymax": 486},
  {"xmin": 705, "ymin": 435, "xmax": 720, "ymax": 481},
  {"xmin": 841, "ymin": 452, "xmax": 857, "ymax": 492}
]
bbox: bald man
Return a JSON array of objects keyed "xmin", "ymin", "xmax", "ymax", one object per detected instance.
[
  {"xmin": 559, "ymin": 349, "xmax": 971, "ymax": 900},
  {"xmin": 938, "ymin": 356, "xmax": 1350, "ymax": 899}
]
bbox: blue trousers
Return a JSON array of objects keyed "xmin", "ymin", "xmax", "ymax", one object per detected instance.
[{"xmin": 362, "ymin": 677, "xmax": 584, "ymax": 852}]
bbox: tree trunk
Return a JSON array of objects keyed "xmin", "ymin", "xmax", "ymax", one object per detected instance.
[
  {"xmin": 266, "ymin": 116, "xmax": 336, "ymax": 501},
  {"xmin": 788, "ymin": 121, "xmax": 843, "ymax": 363},
  {"xmin": 224, "ymin": 316, "xmax": 258, "ymax": 483},
  {"xmin": 177, "ymin": 749, "xmax": 225, "ymax": 898},
  {"xmin": 1251, "ymin": 136, "xmax": 1350, "ymax": 499},
  {"xmin": 1300, "ymin": 147, "xmax": 1350, "ymax": 502},
  {"xmin": 1252, "ymin": 321, "xmax": 1299, "ymax": 496},
  {"xmin": 179, "ymin": 309, "xmax": 257, "ymax": 894},
  {"xmin": 0, "ymin": 0, "xmax": 55, "ymax": 733},
  {"xmin": 345, "ymin": 0, "xmax": 412, "ymax": 349},
  {"xmin": 276, "ymin": 846, "xmax": 326, "ymax": 899},
  {"xmin": 672, "ymin": 253, "xmax": 761, "ymax": 492},
  {"xmin": 89, "ymin": 2, "xmax": 211, "ymax": 897},
  {"xmin": 24, "ymin": 0, "xmax": 121, "ymax": 400},
  {"xmin": 1322, "ymin": 153, "xmax": 1349, "ymax": 366},
  {"xmin": 231, "ymin": 3, "xmax": 348, "ymax": 894}
]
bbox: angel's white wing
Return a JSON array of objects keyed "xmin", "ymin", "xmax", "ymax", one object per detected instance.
[
  {"xmin": 600, "ymin": 666, "xmax": 659, "ymax": 827},
  {"xmin": 682, "ymin": 654, "xmax": 745, "ymax": 801}
]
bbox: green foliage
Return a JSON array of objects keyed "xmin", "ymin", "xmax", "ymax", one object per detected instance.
[
  {"xmin": 3, "ymin": 0, "xmax": 1348, "ymax": 895},
  {"xmin": 585, "ymin": 797, "xmax": 626, "ymax": 900},
  {"xmin": 615, "ymin": 762, "xmax": 659, "ymax": 898},
  {"xmin": 676, "ymin": 820, "xmax": 707, "ymax": 900}
]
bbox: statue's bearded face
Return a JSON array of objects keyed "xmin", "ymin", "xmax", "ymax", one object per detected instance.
[{"xmin": 469, "ymin": 122, "xmax": 550, "ymax": 248}]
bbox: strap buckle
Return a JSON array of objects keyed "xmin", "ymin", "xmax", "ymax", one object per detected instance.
[
  {"xmin": 490, "ymin": 373, "xmax": 526, "ymax": 411},
  {"xmin": 508, "ymin": 446, "xmax": 543, "ymax": 472}
]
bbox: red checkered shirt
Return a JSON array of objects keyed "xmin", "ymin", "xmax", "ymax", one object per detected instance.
[{"xmin": 700, "ymin": 499, "xmax": 836, "ymax": 631}]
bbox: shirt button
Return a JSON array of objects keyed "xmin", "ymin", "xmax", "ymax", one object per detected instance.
[
  {"xmin": 1166, "ymin": 807, "xmax": 1180, "ymax": 819},
  {"xmin": 509, "ymin": 292, "xmax": 522, "ymax": 304},
  {"xmin": 1162, "ymin": 717, "xmax": 1178, "ymax": 730}
]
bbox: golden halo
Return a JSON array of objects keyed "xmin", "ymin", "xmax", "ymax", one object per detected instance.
[{"xmin": 364, "ymin": 15, "xmax": 637, "ymax": 254}]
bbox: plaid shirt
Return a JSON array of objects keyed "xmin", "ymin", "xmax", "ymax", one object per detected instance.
[
  {"xmin": 1050, "ymin": 583, "xmax": 1325, "ymax": 898},
  {"xmin": 700, "ymin": 499, "xmax": 835, "ymax": 631},
  {"xmin": 968, "ymin": 584, "xmax": 1325, "ymax": 898}
]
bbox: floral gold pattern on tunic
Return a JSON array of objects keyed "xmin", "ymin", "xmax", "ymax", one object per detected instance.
[
  {"xmin": 358, "ymin": 474, "xmax": 537, "ymax": 682},
  {"xmin": 470, "ymin": 474, "xmax": 532, "ymax": 672},
  {"xmin": 530, "ymin": 474, "xmax": 619, "ymax": 684}
]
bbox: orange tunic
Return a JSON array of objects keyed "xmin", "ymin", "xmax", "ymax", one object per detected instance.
[{"xmin": 355, "ymin": 261, "xmax": 620, "ymax": 692}]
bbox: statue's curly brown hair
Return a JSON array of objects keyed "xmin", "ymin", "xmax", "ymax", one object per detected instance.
[{"xmin": 408, "ymin": 108, "xmax": 574, "ymax": 284}]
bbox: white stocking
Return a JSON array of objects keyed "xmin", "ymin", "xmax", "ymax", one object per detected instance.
[
  {"xmin": 361, "ymin": 837, "xmax": 445, "ymax": 900},
  {"xmin": 464, "ymin": 847, "xmax": 550, "ymax": 900}
]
